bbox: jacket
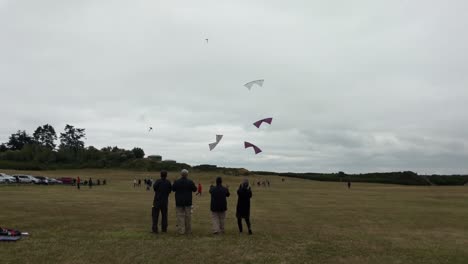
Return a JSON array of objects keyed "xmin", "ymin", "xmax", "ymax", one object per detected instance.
[
  {"xmin": 236, "ymin": 184, "xmax": 252, "ymax": 218},
  {"xmin": 172, "ymin": 177, "xmax": 197, "ymax": 207},
  {"xmin": 153, "ymin": 178, "xmax": 172, "ymax": 208},
  {"xmin": 209, "ymin": 185, "xmax": 230, "ymax": 212}
]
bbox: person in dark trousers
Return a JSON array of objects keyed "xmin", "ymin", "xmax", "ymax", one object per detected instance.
[
  {"xmin": 97, "ymin": 179, "xmax": 101, "ymax": 185},
  {"xmin": 77, "ymin": 177, "xmax": 81, "ymax": 190},
  {"xmin": 347, "ymin": 180, "xmax": 351, "ymax": 189},
  {"xmin": 172, "ymin": 169, "xmax": 197, "ymax": 235},
  {"xmin": 209, "ymin": 177, "xmax": 230, "ymax": 234},
  {"xmin": 88, "ymin": 178, "xmax": 93, "ymax": 189},
  {"xmin": 138, "ymin": 179, "xmax": 141, "ymax": 187},
  {"xmin": 152, "ymin": 171, "xmax": 172, "ymax": 233},
  {"xmin": 103, "ymin": 179, "xmax": 106, "ymax": 185},
  {"xmin": 196, "ymin": 183, "xmax": 203, "ymax": 196},
  {"xmin": 236, "ymin": 178, "xmax": 253, "ymax": 235}
]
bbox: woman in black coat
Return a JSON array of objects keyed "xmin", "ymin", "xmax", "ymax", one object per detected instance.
[{"xmin": 236, "ymin": 179, "xmax": 253, "ymax": 234}]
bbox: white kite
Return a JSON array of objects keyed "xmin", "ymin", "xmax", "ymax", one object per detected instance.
[
  {"xmin": 209, "ymin": 135, "xmax": 223, "ymax": 151},
  {"xmin": 244, "ymin": 79, "xmax": 264, "ymax": 90}
]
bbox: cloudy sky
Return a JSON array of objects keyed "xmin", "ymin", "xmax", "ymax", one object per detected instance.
[{"xmin": 1, "ymin": 0, "xmax": 468, "ymax": 174}]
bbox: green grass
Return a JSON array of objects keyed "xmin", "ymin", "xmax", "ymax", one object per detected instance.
[{"xmin": 1, "ymin": 169, "xmax": 468, "ymax": 264}]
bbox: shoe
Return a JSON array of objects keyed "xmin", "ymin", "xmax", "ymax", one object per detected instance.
[{"xmin": 248, "ymin": 230, "xmax": 253, "ymax": 235}]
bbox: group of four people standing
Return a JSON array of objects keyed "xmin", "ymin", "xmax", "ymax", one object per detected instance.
[{"xmin": 151, "ymin": 169, "xmax": 253, "ymax": 235}]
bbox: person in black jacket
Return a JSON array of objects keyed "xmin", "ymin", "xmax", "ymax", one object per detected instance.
[
  {"xmin": 172, "ymin": 169, "xmax": 197, "ymax": 235},
  {"xmin": 209, "ymin": 177, "xmax": 230, "ymax": 234},
  {"xmin": 236, "ymin": 178, "xmax": 253, "ymax": 235},
  {"xmin": 152, "ymin": 171, "xmax": 172, "ymax": 233}
]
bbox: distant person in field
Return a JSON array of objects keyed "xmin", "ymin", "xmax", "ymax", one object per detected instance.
[
  {"xmin": 77, "ymin": 177, "xmax": 81, "ymax": 190},
  {"xmin": 266, "ymin": 180, "xmax": 270, "ymax": 187},
  {"xmin": 209, "ymin": 177, "xmax": 230, "ymax": 234},
  {"xmin": 282, "ymin": 178, "xmax": 285, "ymax": 182},
  {"xmin": 172, "ymin": 169, "xmax": 197, "ymax": 235},
  {"xmin": 236, "ymin": 178, "xmax": 253, "ymax": 235},
  {"xmin": 152, "ymin": 170, "xmax": 172, "ymax": 233},
  {"xmin": 147, "ymin": 179, "xmax": 152, "ymax": 191},
  {"xmin": 138, "ymin": 179, "xmax": 141, "ymax": 187},
  {"xmin": 196, "ymin": 182, "xmax": 203, "ymax": 196},
  {"xmin": 347, "ymin": 180, "xmax": 351, "ymax": 189},
  {"xmin": 97, "ymin": 179, "xmax": 101, "ymax": 185},
  {"xmin": 133, "ymin": 178, "xmax": 137, "ymax": 188},
  {"xmin": 88, "ymin": 178, "xmax": 93, "ymax": 189}
]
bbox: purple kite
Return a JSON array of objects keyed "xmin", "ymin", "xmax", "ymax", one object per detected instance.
[
  {"xmin": 244, "ymin": 141, "xmax": 262, "ymax": 154},
  {"xmin": 253, "ymin": 117, "xmax": 273, "ymax": 128}
]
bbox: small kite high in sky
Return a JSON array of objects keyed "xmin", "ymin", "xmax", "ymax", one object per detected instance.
[
  {"xmin": 244, "ymin": 79, "xmax": 264, "ymax": 90},
  {"xmin": 244, "ymin": 141, "xmax": 262, "ymax": 154},
  {"xmin": 253, "ymin": 117, "xmax": 273, "ymax": 128},
  {"xmin": 205, "ymin": 38, "xmax": 209, "ymax": 43},
  {"xmin": 209, "ymin": 135, "xmax": 223, "ymax": 151},
  {"xmin": 148, "ymin": 127, "xmax": 153, "ymax": 132}
]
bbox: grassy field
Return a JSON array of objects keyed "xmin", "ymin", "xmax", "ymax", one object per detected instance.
[{"xmin": 1, "ymin": 169, "xmax": 467, "ymax": 264}]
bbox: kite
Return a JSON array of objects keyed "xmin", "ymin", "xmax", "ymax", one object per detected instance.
[
  {"xmin": 244, "ymin": 141, "xmax": 262, "ymax": 154},
  {"xmin": 209, "ymin": 135, "xmax": 223, "ymax": 151},
  {"xmin": 205, "ymin": 38, "xmax": 209, "ymax": 43},
  {"xmin": 253, "ymin": 117, "xmax": 273, "ymax": 128},
  {"xmin": 0, "ymin": 227, "xmax": 28, "ymax": 242},
  {"xmin": 148, "ymin": 127, "xmax": 153, "ymax": 132},
  {"xmin": 244, "ymin": 79, "xmax": 264, "ymax": 90}
]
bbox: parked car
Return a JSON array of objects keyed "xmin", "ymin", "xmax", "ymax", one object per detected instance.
[
  {"xmin": 47, "ymin": 178, "xmax": 63, "ymax": 184},
  {"xmin": 57, "ymin": 177, "xmax": 74, "ymax": 185},
  {"xmin": 13, "ymin": 174, "xmax": 40, "ymax": 184},
  {"xmin": 0, "ymin": 173, "xmax": 16, "ymax": 183},
  {"xmin": 33, "ymin": 176, "xmax": 49, "ymax": 185}
]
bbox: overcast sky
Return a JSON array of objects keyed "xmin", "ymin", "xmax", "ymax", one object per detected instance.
[{"xmin": 1, "ymin": 0, "xmax": 468, "ymax": 174}]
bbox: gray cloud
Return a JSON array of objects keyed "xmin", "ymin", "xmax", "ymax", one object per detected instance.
[{"xmin": 1, "ymin": 0, "xmax": 468, "ymax": 174}]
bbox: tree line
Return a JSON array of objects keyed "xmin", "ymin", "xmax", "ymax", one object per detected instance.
[
  {"xmin": 0, "ymin": 124, "xmax": 157, "ymax": 170},
  {"xmin": 253, "ymin": 170, "xmax": 468, "ymax": 186}
]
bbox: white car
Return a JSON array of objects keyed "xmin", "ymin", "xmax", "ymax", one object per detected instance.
[
  {"xmin": 47, "ymin": 178, "xmax": 63, "ymax": 184},
  {"xmin": 13, "ymin": 174, "xmax": 40, "ymax": 184},
  {"xmin": 0, "ymin": 173, "xmax": 16, "ymax": 183}
]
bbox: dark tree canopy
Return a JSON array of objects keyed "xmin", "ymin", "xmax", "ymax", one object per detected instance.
[
  {"xmin": 60, "ymin": 124, "xmax": 86, "ymax": 150},
  {"xmin": 132, "ymin": 147, "xmax": 145, "ymax": 159},
  {"xmin": 0, "ymin": 143, "xmax": 7, "ymax": 152},
  {"xmin": 6, "ymin": 130, "xmax": 34, "ymax": 150},
  {"xmin": 33, "ymin": 124, "xmax": 57, "ymax": 149}
]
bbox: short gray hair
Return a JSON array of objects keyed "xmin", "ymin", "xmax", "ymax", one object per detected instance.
[{"xmin": 181, "ymin": 169, "xmax": 189, "ymax": 176}]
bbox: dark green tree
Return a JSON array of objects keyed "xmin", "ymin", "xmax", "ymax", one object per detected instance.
[
  {"xmin": 33, "ymin": 124, "xmax": 57, "ymax": 149},
  {"xmin": 6, "ymin": 130, "xmax": 34, "ymax": 150},
  {"xmin": 132, "ymin": 147, "xmax": 145, "ymax": 159},
  {"xmin": 59, "ymin": 124, "xmax": 86, "ymax": 151},
  {"xmin": 0, "ymin": 143, "xmax": 7, "ymax": 152}
]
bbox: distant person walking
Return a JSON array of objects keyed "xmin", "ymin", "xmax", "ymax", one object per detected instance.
[
  {"xmin": 147, "ymin": 179, "xmax": 152, "ymax": 191},
  {"xmin": 209, "ymin": 177, "xmax": 230, "ymax": 234},
  {"xmin": 152, "ymin": 171, "xmax": 172, "ymax": 233},
  {"xmin": 236, "ymin": 179, "xmax": 253, "ymax": 235},
  {"xmin": 133, "ymin": 178, "xmax": 137, "ymax": 188},
  {"xmin": 347, "ymin": 180, "xmax": 351, "ymax": 189},
  {"xmin": 138, "ymin": 179, "xmax": 141, "ymax": 187},
  {"xmin": 88, "ymin": 178, "xmax": 93, "ymax": 189},
  {"xmin": 77, "ymin": 177, "xmax": 81, "ymax": 190},
  {"xmin": 172, "ymin": 169, "xmax": 197, "ymax": 235},
  {"xmin": 196, "ymin": 183, "xmax": 203, "ymax": 196}
]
